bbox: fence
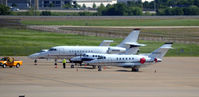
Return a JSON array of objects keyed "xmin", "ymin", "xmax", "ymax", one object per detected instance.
[{"xmin": 28, "ymin": 25, "xmax": 199, "ymax": 45}]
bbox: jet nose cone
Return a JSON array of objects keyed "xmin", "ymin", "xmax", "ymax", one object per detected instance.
[{"xmin": 28, "ymin": 53, "xmax": 38, "ymax": 59}]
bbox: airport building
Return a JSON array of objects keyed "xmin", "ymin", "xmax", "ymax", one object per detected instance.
[
  {"xmin": 0, "ymin": 0, "xmax": 7, "ymax": 5},
  {"xmin": 7, "ymin": 0, "xmax": 31, "ymax": 9},
  {"xmin": 70, "ymin": 0, "xmax": 117, "ymax": 8}
]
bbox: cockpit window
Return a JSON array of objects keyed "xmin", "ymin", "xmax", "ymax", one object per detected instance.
[
  {"xmin": 83, "ymin": 54, "xmax": 89, "ymax": 57},
  {"xmin": 49, "ymin": 48, "xmax": 57, "ymax": 51}
]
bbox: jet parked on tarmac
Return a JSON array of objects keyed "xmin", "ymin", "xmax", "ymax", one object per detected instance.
[
  {"xmin": 29, "ymin": 29, "xmax": 145, "ymax": 67},
  {"xmin": 70, "ymin": 43, "xmax": 173, "ymax": 72}
]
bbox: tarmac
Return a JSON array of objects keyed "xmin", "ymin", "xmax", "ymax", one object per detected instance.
[{"xmin": 0, "ymin": 57, "xmax": 199, "ymax": 97}]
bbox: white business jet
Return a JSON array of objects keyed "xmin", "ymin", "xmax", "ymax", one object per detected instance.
[
  {"xmin": 29, "ymin": 29, "xmax": 144, "ymax": 67},
  {"xmin": 70, "ymin": 43, "xmax": 173, "ymax": 72}
]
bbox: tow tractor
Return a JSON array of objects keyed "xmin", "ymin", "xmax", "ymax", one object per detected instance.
[{"xmin": 0, "ymin": 57, "xmax": 23, "ymax": 68}]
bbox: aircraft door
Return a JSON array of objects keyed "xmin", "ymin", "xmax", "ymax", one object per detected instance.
[{"xmin": 59, "ymin": 48, "xmax": 64, "ymax": 55}]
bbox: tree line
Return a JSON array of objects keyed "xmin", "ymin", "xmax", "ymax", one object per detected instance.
[{"xmin": 1, "ymin": 0, "xmax": 199, "ymax": 16}]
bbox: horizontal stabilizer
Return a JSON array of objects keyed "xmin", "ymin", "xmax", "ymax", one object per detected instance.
[{"xmin": 124, "ymin": 42, "xmax": 146, "ymax": 48}]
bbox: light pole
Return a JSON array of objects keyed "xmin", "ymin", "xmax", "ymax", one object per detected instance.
[{"xmin": 5, "ymin": 0, "xmax": 7, "ymax": 6}]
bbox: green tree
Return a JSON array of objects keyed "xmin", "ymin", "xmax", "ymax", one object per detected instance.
[
  {"xmin": 183, "ymin": 5, "xmax": 199, "ymax": 15},
  {"xmin": 49, "ymin": 3, "xmax": 54, "ymax": 8},
  {"xmin": 98, "ymin": 3, "xmax": 142, "ymax": 16},
  {"xmin": 82, "ymin": 4, "xmax": 86, "ymax": 8},
  {"xmin": 97, "ymin": 4, "xmax": 105, "ymax": 15},
  {"xmin": 172, "ymin": 7, "xmax": 184, "ymax": 15},
  {"xmin": 127, "ymin": 1, "xmax": 143, "ymax": 8},
  {"xmin": 106, "ymin": 3, "xmax": 128, "ymax": 16},
  {"xmin": 73, "ymin": 2, "xmax": 80, "ymax": 8},
  {"xmin": 194, "ymin": 0, "xmax": 199, "ymax": 7},
  {"xmin": 64, "ymin": 3, "xmax": 73, "ymax": 9},
  {"xmin": 40, "ymin": 11, "xmax": 51, "ymax": 16},
  {"xmin": 0, "ymin": 4, "xmax": 11, "ymax": 15},
  {"xmin": 11, "ymin": 3, "xmax": 17, "ymax": 7},
  {"xmin": 127, "ymin": 7, "xmax": 142, "ymax": 15},
  {"xmin": 93, "ymin": 3, "xmax": 96, "ymax": 8},
  {"xmin": 106, "ymin": 4, "xmax": 111, "ymax": 8}
]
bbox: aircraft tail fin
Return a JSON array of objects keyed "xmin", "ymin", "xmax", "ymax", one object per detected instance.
[
  {"xmin": 149, "ymin": 42, "xmax": 173, "ymax": 59},
  {"xmin": 99, "ymin": 40, "xmax": 114, "ymax": 46},
  {"xmin": 117, "ymin": 29, "xmax": 140, "ymax": 48}
]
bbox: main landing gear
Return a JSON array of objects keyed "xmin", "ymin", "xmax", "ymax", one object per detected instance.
[
  {"xmin": 92, "ymin": 65, "xmax": 96, "ymax": 69},
  {"xmin": 98, "ymin": 65, "xmax": 102, "ymax": 71},
  {"xmin": 34, "ymin": 59, "xmax": 37, "ymax": 65},
  {"xmin": 70, "ymin": 63, "xmax": 77, "ymax": 68},
  {"xmin": 71, "ymin": 64, "xmax": 75, "ymax": 68},
  {"xmin": 131, "ymin": 66, "xmax": 139, "ymax": 72},
  {"xmin": 54, "ymin": 59, "xmax": 57, "ymax": 65}
]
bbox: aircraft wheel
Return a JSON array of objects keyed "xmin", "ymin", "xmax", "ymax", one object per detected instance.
[
  {"xmin": 16, "ymin": 63, "xmax": 20, "ymax": 68},
  {"xmin": 71, "ymin": 64, "xmax": 75, "ymax": 68},
  {"xmin": 2, "ymin": 64, "xmax": 6, "ymax": 68},
  {"xmin": 98, "ymin": 65, "xmax": 102, "ymax": 71},
  {"xmin": 92, "ymin": 65, "xmax": 96, "ymax": 69},
  {"xmin": 132, "ymin": 67, "xmax": 139, "ymax": 72}
]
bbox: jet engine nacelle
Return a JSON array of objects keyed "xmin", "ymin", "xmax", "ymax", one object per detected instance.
[{"xmin": 107, "ymin": 47, "xmax": 126, "ymax": 54}]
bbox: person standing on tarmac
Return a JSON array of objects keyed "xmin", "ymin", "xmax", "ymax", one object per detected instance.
[{"xmin": 62, "ymin": 59, "xmax": 66, "ymax": 69}]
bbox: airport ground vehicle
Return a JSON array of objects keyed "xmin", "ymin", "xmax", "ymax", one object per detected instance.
[{"xmin": 0, "ymin": 57, "xmax": 23, "ymax": 68}]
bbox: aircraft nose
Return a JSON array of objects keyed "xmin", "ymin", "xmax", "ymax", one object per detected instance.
[{"xmin": 28, "ymin": 54, "xmax": 38, "ymax": 59}]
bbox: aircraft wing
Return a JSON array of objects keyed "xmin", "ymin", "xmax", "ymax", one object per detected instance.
[
  {"xmin": 99, "ymin": 40, "xmax": 114, "ymax": 46},
  {"xmin": 118, "ymin": 63, "xmax": 141, "ymax": 67}
]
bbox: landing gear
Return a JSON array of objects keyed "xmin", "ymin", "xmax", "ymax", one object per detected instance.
[
  {"xmin": 98, "ymin": 65, "xmax": 102, "ymax": 71},
  {"xmin": 54, "ymin": 59, "xmax": 57, "ymax": 65},
  {"xmin": 34, "ymin": 59, "xmax": 37, "ymax": 65},
  {"xmin": 131, "ymin": 67, "xmax": 139, "ymax": 72},
  {"xmin": 92, "ymin": 65, "xmax": 96, "ymax": 69},
  {"xmin": 54, "ymin": 59, "xmax": 57, "ymax": 68},
  {"xmin": 71, "ymin": 64, "xmax": 75, "ymax": 68}
]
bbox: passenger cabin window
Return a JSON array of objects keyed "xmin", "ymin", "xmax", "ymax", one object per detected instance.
[{"xmin": 97, "ymin": 56, "xmax": 106, "ymax": 59}]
